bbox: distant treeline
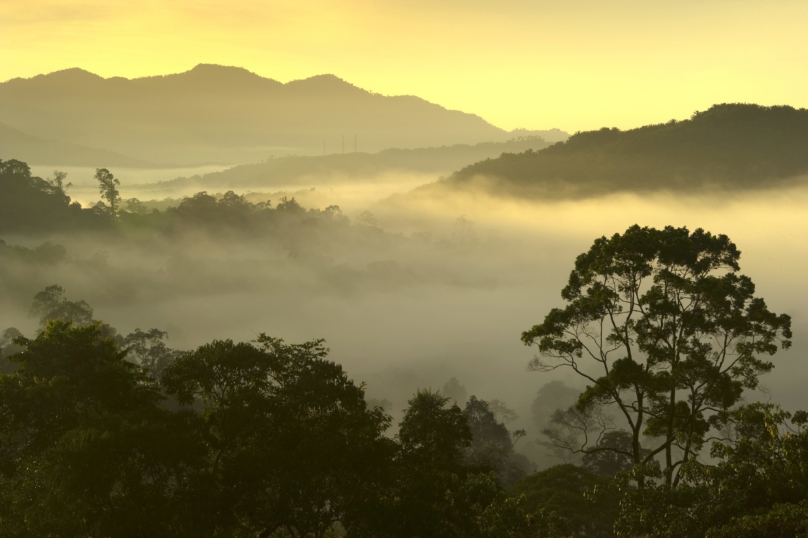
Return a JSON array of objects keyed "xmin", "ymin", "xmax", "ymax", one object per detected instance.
[
  {"xmin": 0, "ymin": 158, "xmax": 351, "ymax": 236},
  {"xmin": 443, "ymin": 104, "xmax": 808, "ymax": 197}
]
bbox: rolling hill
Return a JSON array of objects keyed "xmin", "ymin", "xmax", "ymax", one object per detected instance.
[{"xmin": 436, "ymin": 104, "xmax": 808, "ymax": 198}]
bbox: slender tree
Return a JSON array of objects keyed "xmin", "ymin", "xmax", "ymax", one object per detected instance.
[{"xmin": 95, "ymin": 167, "xmax": 121, "ymax": 216}]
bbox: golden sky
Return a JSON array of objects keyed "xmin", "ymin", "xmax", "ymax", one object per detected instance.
[{"xmin": 2, "ymin": 0, "xmax": 807, "ymax": 132}]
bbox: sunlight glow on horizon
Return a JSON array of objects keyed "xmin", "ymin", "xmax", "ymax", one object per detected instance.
[{"xmin": 2, "ymin": 0, "xmax": 808, "ymax": 132}]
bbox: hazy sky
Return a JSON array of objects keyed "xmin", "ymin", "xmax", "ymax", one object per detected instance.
[{"xmin": 2, "ymin": 0, "xmax": 807, "ymax": 132}]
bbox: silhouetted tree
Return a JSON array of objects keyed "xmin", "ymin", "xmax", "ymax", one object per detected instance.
[
  {"xmin": 123, "ymin": 328, "xmax": 183, "ymax": 380},
  {"xmin": 161, "ymin": 335, "xmax": 394, "ymax": 537},
  {"xmin": 29, "ymin": 284, "xmax": 94, "ymax": 328},
  {"xmin": 45, "ymin": 170, "xmax": 71, "ymax": 196},
  {"xmin": 124, "ymin": 197, "xmax": 149, "ymax": 215},
  {"xmin": 464, "ymin": 395, "xmax": 530, "ymax": 486},
  {"xmin": 522, "ymin": 225, "xmax": 791, "ymax": 488},
  {"xmin": 95, "ymin": 168, "xmax": 121, "ymax": 216},
  {"xmin": 441, "ymin": 376, "xmax": 468, "ymax": 405},
  {"xmin": 399, "ymin": 390, "xmax": 472, "ymax": 472}
]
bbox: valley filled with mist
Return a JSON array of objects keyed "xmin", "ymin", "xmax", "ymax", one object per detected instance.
[{"xmin": 2, "ymin": 67, "xmax": 808, "ymax": 537}]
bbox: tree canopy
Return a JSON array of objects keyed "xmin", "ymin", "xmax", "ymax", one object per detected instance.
[
  {"xmin": 522, "ymin": 225, "xmax": 792, "ymax": 488},
  {"xmin": 0, "ymin": 300, "xmax": 545, "ymax": 537}
]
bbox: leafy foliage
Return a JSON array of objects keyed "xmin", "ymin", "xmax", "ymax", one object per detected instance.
[
  {"xmin": 509, "ymin": 464, "xmax": 620, "ymax": 537},
  {"xmin": 614, "ymin": 403, "xmax": 808, "ymax": 537},
  {"xmin": 0, "ymin": 320, "xmax": 200, "ymax": 537}
]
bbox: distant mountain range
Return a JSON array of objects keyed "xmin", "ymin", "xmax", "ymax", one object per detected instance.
[
  {"xmin": 435, "ymin": 104, "xmax": 808, "ymax": 198},
  {"xmin": 0, "ymin": 65, "xmax": 568, "ymax": 166},
  {"xmin": 143, "ymin": 137, "xmax": 556, "ymax": 194},
  {"xmin": 0, "ymin": 122, "xmax": 155, "ymax": 168}
]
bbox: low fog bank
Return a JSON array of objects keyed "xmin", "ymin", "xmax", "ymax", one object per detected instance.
[
  {"xmin": 26, "ymin": 137, "xmax": 558, "ymax": 209},
  {"xmin": 3, "ymin": 173, "xmax": 807, "ymax": 469}
]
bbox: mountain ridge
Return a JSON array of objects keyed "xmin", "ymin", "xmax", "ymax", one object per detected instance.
[{"xmin": 0, "ymin": 65, "xmax": 566, "ymax": 165}]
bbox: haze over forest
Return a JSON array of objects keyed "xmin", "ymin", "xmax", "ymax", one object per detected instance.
[{"xmin": 2, "ymin": 58, "xmax": 808, "ymax": 537}]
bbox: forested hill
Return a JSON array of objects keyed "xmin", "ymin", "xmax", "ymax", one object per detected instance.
[
  {"xmin": 438, "ymin": 104, "xmax": 808, "ymax": 198},
  {"xmin": 0, "ymin": 64, "xmax": 565, "ymax": 165}
]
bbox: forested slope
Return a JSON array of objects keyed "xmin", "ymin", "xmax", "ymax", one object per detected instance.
[{"xmin": 439, "ymin": 104, "xmax": 808, "ymax": 198}]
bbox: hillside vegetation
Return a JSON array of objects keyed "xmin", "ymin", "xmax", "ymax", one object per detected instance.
[{"xmin": 440, "ymin": 104, "xmax": 808, "ymax": 197}]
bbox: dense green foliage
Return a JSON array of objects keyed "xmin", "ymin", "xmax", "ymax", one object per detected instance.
[
  {"xmin": 509, "ymin": 464, "xmax": 619, "ymax": 537},
  {"xmin": 0, "ymin": 279, "xmax": 805, "ymax": 537},
  {"xmin": 445, "ymin": 104, "xmax": 808, "ymax": 197},
  {"xmin": 613, "ymin": 404, "xmax": 808, "ymax": 537},
  {"xmin": 0, "ymin": 305, "xmax": 547, "ymax": 537}
]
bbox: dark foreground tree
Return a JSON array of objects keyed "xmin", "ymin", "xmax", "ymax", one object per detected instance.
[
  {"xmin": 390, "ymin": 390, "xmax": 547, "ymax": 538},
  {"xmin": 0, "ymin": 320, "xmax": 202, "ymax": 537},
  {"xmin": 388, "ymin": 390, "xmax": 473, "ymax": 536},
  {"xmin": 161, "ymin": 335, "xmax": 395, "ymax": 537},
  {"xmin": 509, "ymin": 464, "xmax": 620, "ymax": 537},
  {"xmin": 522, "ymin": 225, "xmax": 791, "ymax": 488}
]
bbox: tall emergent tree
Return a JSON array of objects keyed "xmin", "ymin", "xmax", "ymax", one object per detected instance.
[
  {"xmin": 521, "ymin": 225, "xmax": 791, "ymax": 488},
  {"xmin": 95, "ymin": 167, "xmax": 121, "ymax": 216}
]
